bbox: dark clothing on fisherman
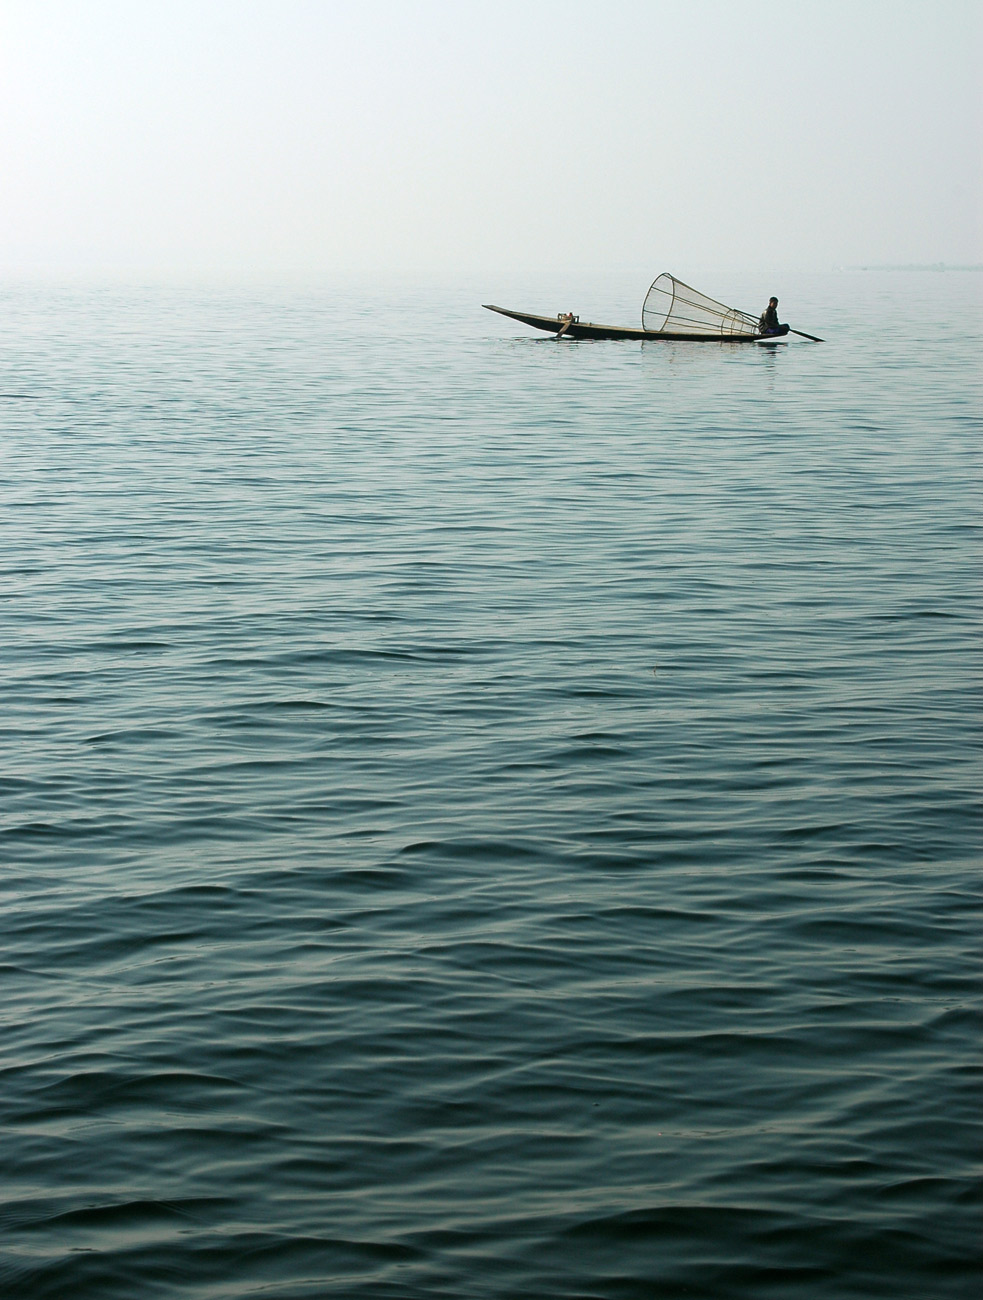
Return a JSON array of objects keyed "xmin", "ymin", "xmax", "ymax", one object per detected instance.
[{"xmin": 759, "ymin": 301, "xmax": 781, "ymax": 334}]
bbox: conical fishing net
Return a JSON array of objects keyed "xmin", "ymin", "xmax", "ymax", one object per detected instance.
[{"xmin": 641, "ymin": 273, "xmax": 760, "ymax": 337}]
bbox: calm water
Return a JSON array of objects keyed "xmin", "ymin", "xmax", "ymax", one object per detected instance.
[{"xmin": 2, "ymin": 271, "xmax": 981, "ymax": 1298}]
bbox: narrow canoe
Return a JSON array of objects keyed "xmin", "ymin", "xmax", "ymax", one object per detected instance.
[{"xmin": 483, "ymin": 304, "xmax": 764, "ymax": 343}]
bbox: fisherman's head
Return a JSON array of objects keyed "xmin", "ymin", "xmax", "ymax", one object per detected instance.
[{"xmin": 769, "ymin": 297, "xmax": 778, "ymax": 306}]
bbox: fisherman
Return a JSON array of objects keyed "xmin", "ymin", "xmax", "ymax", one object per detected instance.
[{"xmin": 758, "ymin": 296, "xmax": 784, "ymax": 336}]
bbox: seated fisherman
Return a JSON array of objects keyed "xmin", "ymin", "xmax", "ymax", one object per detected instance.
[{"xmin": 758, "ymin": 296, "xmax": 784, "ymax": 336}]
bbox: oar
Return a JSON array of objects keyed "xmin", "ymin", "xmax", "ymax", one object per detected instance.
[{"xmin": 789, "ymin": 327, "xmax": 824, "ymax": 342}]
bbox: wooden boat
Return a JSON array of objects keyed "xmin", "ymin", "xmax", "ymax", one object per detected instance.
[
  {"xmin": 484, "ymin": 273, "xmax": 821, "ymax": 343},
  {"xmin": 483, "ymin": 303, "xmax": 760, "ymax": 343}
]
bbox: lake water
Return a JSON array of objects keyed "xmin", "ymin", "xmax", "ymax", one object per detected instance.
[{"xmin": 2, "ymin": 270, "xmax": 981, "ymax": 1299}]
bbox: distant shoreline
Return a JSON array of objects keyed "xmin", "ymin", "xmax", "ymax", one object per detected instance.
[{"xmin": 836, "ymin": 263, "xmax": 983, "ymax": 272}]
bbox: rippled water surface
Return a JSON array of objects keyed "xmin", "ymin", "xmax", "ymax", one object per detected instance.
[{"xmin": 2, "ymin": 271, "xmax": 981, "ymax": 1298}]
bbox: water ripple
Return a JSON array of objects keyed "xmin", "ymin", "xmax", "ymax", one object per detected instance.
[{"xmin": 1, "ymin": 272, "xmax": 980, "ymax": 1298}]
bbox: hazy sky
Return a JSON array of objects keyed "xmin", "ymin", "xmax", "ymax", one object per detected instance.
[{"xmin": 1, "ymin": 0, "xmax": 980, "ymax": 277}]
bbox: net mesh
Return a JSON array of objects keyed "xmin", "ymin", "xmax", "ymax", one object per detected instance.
[{"xmin": 642, "ymin": 273, "xmax": 759, "ymax": 337}]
